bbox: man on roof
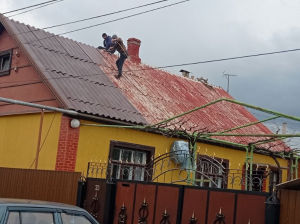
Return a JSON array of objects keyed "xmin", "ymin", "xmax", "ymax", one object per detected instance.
[
  {"xmin": 108, "ymin": 34, "xmax": 128, "ymax": 79},
  {"xmin": 102, "ymin": 33, "xmax": 112, "ymax": 50}
]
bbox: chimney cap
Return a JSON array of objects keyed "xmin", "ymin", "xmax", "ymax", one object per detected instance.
[
  {"xmin": 127, "ymin": 37, "xmax": 141, "ymax": 64},
  {"xmin": 128, "ymin": 38, "xmax": 141, "ymax": 44}
]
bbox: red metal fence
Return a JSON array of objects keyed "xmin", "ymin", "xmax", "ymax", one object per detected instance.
[{"xmin": 110, "ymin": 181, "xmax": 268, "ymax": 224}]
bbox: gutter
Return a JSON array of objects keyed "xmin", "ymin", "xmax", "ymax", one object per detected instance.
[
  {"xmin": 0, "ymin": 97, "xmax": 137, "ymax": 126},
  {"xmin": 0, "ymin": 97, "xmax": 78, "ymax": 116}
]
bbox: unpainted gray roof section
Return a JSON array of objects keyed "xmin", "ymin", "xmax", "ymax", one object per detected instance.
[{"xmin": 0, "ymin": 16, "xmax": 147, "ymax": 124}]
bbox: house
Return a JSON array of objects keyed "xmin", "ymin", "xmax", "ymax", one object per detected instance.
[{"xmin": 0, "ymin": 14, "xmax": 295, "ymax": 192}]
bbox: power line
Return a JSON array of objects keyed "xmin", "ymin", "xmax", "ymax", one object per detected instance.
[
  {"xmin": 20, "ymin": 0, "xmax": 190, "ymax": 45},
  {"xmin": 2, "ymin": 0, "xmax": 63, "ymax": 15},
  {"xmin": 1, "ymin": 46, "xmax": 300, "ymax": 86},
  {"xmin": 8, "ymin": 0, "xmax": 64, "ymax": 18},
  {"xmin": 12, "ymin": 0, "xmax": 173, "ymax": 36},
  {"xmin": 151, "ymin": 48, "xmax": 300, "ymax": 70},
  {"xmin": 41, "ymin": 0, "xmax": 172, "ymax": 30}
]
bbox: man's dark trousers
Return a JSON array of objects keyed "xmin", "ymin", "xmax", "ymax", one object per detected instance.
[{"xmin": 116, "ymin": 53, "xmax": 127, "ymax": 76}]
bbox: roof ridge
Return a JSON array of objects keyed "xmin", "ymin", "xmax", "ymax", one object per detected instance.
[{"xmin": 3, "ymin": 15, "xmax": 99, "ymax": 51}]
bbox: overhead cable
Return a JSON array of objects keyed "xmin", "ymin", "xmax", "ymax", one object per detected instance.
[
  {"xmin": 12, "ymin": 0, "xmax": 173, "ymax": 35},
  {"xmin": 1, "ymin": 46, "xmax": 300, "ymax": 86},
  {"xmin": 41, "ymin": 0, "xmax": 172, "ymax": 30},
  {"xmin": 2, "ymin": 0, "xmax": 63, "ymax": 15},
  {"xmin": 148, "ymin": 48, "xmax": 300, "ymax": 70},
  {"xmin": 20, "ymin": 0, "xmax": 190, "ymax": 45},
  {"xmin": 8, "ymin": 0, "xmax": 64, "ymax": 18}
]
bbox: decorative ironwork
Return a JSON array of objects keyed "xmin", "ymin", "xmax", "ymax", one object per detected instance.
[
  {"xmin": 89, "ymin": 184, "xmax": 100, "ymax": 218},
  {"xmin": 87, "ymin": 150, "xmax": 277, "ymax": 192},
  {"xmin": 138, "ymin": 198, "xmax": 149, "ymax": 224},
  {"xmin": 160, "ymin": 209, "xmax": 170, "ymax": 224},
  {"xmin": 213, "ymin": 208, "xmax": 225, "ymax": 224},
  {"xmin": 189, "ymin": 211, "xmax": 197, "ymax": 224},
  {"xmin": 118, "ymin": 203, "xmax": 127, "ymax": 224}
]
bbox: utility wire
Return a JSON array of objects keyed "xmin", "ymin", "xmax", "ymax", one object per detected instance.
[
  {"xmin": 42, "ymin": 0, "xmax": 172, "ymax": 30},
  {"xmin": 2, "ymin": 0, "xmax": 63, "ymax": 15},
  {"xmin": 12, "ymin": 0, "xmax": 173, "ymax": 36},
  {"xmin": 8, "ymin": 0, "xmax": 64, "ymax": 18},
  {"xmin": 1, "ymin": 46, "xmax": 300, "ymax": 86},
  {"xmin": 20, "ymin": 0, "xmax": 190, "ymax": 45},
  {"xmin": 147, "ymin": 48, "xmax": 300, "ymax": 70}
]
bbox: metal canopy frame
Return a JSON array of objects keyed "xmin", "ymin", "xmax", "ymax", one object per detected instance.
[
  {"xmin": 1, "ymin": 96, "xmax": 298, "ymax": 187},
  {"xmin": 81, "ymin": 98, "xmax": 300, "ymax": 188}
]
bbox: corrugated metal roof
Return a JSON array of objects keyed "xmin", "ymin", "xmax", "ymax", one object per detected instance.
[
  {"xmin": 100, "ymin": 53, "xmax": 289, "ymax": 152},
  {"xmin": 0, "ymin": 15, "xmax": 146, "ymax": 124}
]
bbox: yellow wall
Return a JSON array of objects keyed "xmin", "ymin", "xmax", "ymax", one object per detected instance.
[
  {"xmin": 0, "ymin": 112, "xmax": 61, "ymax": 170},
  {"xmin": 76, "ymin": 122, "xmax": 289, "ymax": 191},
  {"xmin": 76, "ymin": 124, "xmax": 177, "ymax": 175},
  {"xmin": 0, "ymin": 112, "xmax": 289, "ymax": 192}
]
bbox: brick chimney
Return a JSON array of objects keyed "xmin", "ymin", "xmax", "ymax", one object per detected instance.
[{"xmin": 127, "ymin": 38, "xmax": 141, "ymax": 64}]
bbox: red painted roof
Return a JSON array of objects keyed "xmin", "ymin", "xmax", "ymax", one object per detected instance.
[
  {"xmin": 0, "ymin": 14, "xmax": 288, "ymax": 152},
  {"xmin": 100, "ymin": 51, "xmax": 289, "ymax": 152}
]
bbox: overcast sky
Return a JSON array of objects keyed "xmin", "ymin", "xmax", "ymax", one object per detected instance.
[{"xmin": 1, "ymin": 0, "xmax": 300, "ymax": 133}]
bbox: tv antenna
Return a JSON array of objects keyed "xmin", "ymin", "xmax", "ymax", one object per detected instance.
[{"xmin": 223, "ymin": 72, "xmax": 238, "ymax": 93}]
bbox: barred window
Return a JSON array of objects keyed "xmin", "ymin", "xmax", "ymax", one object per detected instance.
[
  {"xmin": 108, "ymin": 141, "xmax": 154, "ymax": 181},
  {"xmin": 196, "ymin": 155, "xmax": 229, "ymax": 189},
  {"xmin": 0, "ymin": 49, "xmax": 12, "ymax": 76},
  {"xmin": 245, "ymin": 164, "xmax": 267, "ymax": 192}
]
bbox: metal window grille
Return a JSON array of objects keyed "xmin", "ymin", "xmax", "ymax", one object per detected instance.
[
  {"xmin": 110, "ymin": 147, "xmax": 147, "ymax": 181},
  {"xmin": 196, "ymin": 156, "xmax": 228, "ymax": 189}
]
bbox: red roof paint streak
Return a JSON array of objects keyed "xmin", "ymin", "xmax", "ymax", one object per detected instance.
[{"xmin": 100, "ymin": 52, "xmax": 288, "ymax": 152}]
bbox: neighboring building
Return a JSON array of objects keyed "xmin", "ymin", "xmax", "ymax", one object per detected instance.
[{"xmin": 0, "ymin": 15, "xmax": 294, "ymax": 192}]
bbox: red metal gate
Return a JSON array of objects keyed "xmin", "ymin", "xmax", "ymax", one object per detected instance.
[{"xmin": 113, "ymin": 181, "xmax": 268, "ymax": 224}]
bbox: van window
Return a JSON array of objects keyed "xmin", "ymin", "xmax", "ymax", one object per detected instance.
[{"xmin": 21, "ymin": 212, "xmax": 53, "ymax": 224}]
